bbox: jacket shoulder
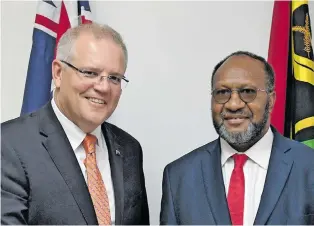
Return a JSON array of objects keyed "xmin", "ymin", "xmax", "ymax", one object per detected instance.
[
  {"xmin": 165, "ymin": 139, "xmax": 219, "ymax": 172},
  {"xmin": 104, "ymin": 122, "xmax": 139, "ymax": 143},
  {"xmin": 272, "ymin": 127, "xmax": 314, "ymax": 166},
  {"xmin": 103, "ymin": 122, "xmax": 143, "ymax": 159},
  {"xmin": 286, "ymin": 138, "xmax": 314, "ymax": 167},
  {"xmin": 1, "ymin": 111, "xmax": 39, "ymax": 138}
]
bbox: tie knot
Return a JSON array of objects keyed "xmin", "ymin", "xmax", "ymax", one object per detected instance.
[
  {"xmin": 83, "ymin": 134, "xmax": 97, "ymax": 155},
  {"xmin": 232, "ymin": 153, "xmax": 248, "ymax": 169}
]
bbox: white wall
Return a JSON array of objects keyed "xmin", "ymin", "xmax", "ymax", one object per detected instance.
[{"xmin": 1, "ymin": 1, "xmax": 314, "ymax": 224}]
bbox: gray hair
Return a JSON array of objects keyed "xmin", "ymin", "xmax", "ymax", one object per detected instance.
[{"xmin": 56, "ymin": 23, "xmax": 128, "ymax": 69}]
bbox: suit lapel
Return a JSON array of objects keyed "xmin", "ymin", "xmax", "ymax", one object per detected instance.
[
  {"xmin": 102, "ymin": 123, "xmax": 124, "ymax": 225},
  {"xmin": 39, "ymin": 103, "xmax": 98, "ymax": 225},
  {"xmin": 254, "ymin": 130, "xmax": 293, "ymax": 225},
  {"xmin": 201, "ymin": 140, "xmax": 232, "ymax": 225}
]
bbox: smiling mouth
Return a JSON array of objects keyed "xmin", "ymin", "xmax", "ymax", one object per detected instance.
[
  {"xmin": 86, "ymin": 97, "xmax": 105, "ymax": 105},
  {"xmin": 224, "ymin": 117, "xmax": 249, "ymax": 125},
  {"xmin": 224, "ymin": 117, "xmax": 248, "ymax": 120}
]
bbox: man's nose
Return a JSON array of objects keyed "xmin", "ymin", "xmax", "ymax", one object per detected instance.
[
  {"xmin": 93, "ymin": 76, "xmax": 112, "ymax": 92},
  {"xmin": 224, "ymin": 91, "xmax": 246, "ymax": 111}
]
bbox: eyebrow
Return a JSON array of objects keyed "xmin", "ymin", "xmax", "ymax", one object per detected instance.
[
  {"xmin": 109, "ymin": 72, "xmax": 125, "ymax": 77},
  {"xmin": 215, "ymin": 81, "xmax": 256, "ymax": 86},
  {"xmin": 79, "ymin": 66, "xmax": 102, "ymax": 72},
  {"xmin": 80, "ymin": 66, "xmax": 124, "ymax": 77}
]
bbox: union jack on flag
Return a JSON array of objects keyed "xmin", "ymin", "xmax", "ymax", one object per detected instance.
[{"xmin": 21, "ymin": 0, "xmax": 93, "ymax": 115}]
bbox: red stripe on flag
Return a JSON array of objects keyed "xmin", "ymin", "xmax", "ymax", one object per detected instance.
[
  {"xmin": 54, "ymin": 0, "xmax": 71, "ymax": 58},
  {"xmin": 81, "ymin": 16, "xmax": 92, "ymax": 24},
  {"xmin": 56, "ymin": 1, "xmax": 71, "ymax": 46},
  {"xmin": 35, "ymin": 14, "xmax": 58, "ymax": 33},
  {"xmin": 268, "ymin": 1, "xmax": 291, "ymax": 134}
]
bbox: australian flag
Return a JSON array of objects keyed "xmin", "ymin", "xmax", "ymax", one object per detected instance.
[{"xmin": 20, "ymin": 0, "xmax": 92, "ymax": 115}]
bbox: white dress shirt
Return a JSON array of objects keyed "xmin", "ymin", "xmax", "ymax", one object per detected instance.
[
  {"xmin": 51, "ymin": 98, "xmax": 116, "ymax": 224},
  {"xmin": 221, "ymin": 127, "xmax": 273, "ymax": 225}
]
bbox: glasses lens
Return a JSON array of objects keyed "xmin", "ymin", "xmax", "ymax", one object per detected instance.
[
  {"xmin": 239, "ymin": 88, "xmax": 257, "ymax": 103},
  {"xmin": 213, "ymin": 89, "xmax": 231, "ymax": 103}
]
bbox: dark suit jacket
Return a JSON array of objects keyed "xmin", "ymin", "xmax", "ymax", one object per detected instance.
[
  {"xmin": 1, "ymin": 102, "xmax": 149, "ymax": 225},
  {"xmin": 160, "ymin": 127, "xmax": 314, "ymax": 225}
]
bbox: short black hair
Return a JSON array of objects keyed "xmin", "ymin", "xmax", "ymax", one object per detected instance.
[{"xmin": 211, "ymin": 50, "xmax": 275, "ymax": 93}]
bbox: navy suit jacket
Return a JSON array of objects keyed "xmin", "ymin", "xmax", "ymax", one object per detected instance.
[
  {"xmin": 160, "ymin": 127, "xmax": 314, "ymax": 225},
  {"xmin": 1, "ymin": 102, "xmax": 149, "ymax": 225}
]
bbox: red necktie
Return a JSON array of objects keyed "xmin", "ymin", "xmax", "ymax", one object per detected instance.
[{"xmin": 227, "ymin": 154, "xmax": 248, "ymax": 225}]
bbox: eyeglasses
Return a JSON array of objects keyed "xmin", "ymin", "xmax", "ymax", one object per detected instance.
[
  {"xmin": 60, "ymin": 60, "xmax": 129, "ymax": 89},
  {"xmin": 211, "ymin": 87, "xmax": 267, "ymax": 104}
]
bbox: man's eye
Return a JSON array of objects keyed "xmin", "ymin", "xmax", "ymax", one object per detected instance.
[
  {"xmin": 82, "ymin": 70, "xmax": 98, "ymax": 77},
  {"xmin": 216, "ymin": 89, "xmax": 230, "ymax": 95},
  {"xmin": 108, "ymin": 75, "xmax": 122, "ymax": 83},
  {"xmin": 241, "ymin": 88, "xmax": 256, "ymax": 94}
]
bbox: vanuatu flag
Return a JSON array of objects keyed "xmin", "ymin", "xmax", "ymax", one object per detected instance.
[{"xmin": 268, "ymin": 0, "xmax": 314, "ymax": 148}]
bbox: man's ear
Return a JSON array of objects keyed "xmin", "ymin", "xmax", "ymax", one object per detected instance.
[
  {"xmin": 52, "ymin": 59, "xmax": 63, "ymax": 88},
  {"xmin": 269, "ymin": 91, "xmax": 276, "ymax": 113}
]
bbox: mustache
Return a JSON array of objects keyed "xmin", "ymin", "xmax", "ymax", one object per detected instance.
[{"xmin": 220, "ymin": 109, "xmax": 252, "ymax": 118}]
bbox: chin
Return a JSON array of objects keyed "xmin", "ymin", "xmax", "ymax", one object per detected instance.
[
  {"xmin": 227, "ymin": 129, "xmax": 248, "ymax": 135},
  {"xmin": 93, "ymin": 116, "xmax": 108, "ymax": 125},
  {"xmin": 82, "ymin": 113, "xmax": 107, "ymax": 126}
]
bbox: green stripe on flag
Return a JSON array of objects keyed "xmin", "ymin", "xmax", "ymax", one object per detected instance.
[{"xmin": 302, "ymin": 139, "xmax": 314, "ymax": 149}]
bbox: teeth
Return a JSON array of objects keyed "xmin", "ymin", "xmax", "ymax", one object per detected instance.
[{"xmin": 87, "ymin": 97, "xmax": 105, "ymax": 104}]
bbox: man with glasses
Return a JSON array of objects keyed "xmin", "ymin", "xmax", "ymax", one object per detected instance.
[
  {"xmin": 1, "ymin": 23, "xmax": 149, "ymax": 225},
  {"xmin": 160, "ymin": 51, "xmax": 314, "ymax": 225}
]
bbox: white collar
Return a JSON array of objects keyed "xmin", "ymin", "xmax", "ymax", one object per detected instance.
[
  {"xmin": 220, "ymin": 127, "xmax": 273, "ymax": 170},
  {"xmin": 51, "ymin": 96, "xmax": 102, "ymax": 150}
]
